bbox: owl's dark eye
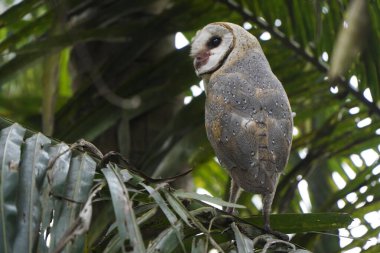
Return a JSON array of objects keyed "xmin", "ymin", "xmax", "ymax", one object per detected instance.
[{"xmin": 207, "ymin": 36, "xmax": 222, "ymax": 48}]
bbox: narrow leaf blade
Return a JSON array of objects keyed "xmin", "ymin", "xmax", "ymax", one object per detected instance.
[
  {"xmin": 0, "ymin": 123, "xmax": 26, "ymax": 253},
  {"xmin": 50, "ymin": 153, "xmax": 96, "ymax": 252},
  {"xmin": 174, "ymin": 191, "xmax": 245, "ymax": 209},
  {"xmin": 231, "ymin": 222, "xmax": 252, "ymax": 253},
  {"xmin": 102, "ymin": 164, "xmax": 146, "ymax": 253},
  {"xmin": 14, "ymin": 133, "xmax": 51, "ymax": 253},
  {"xmin": 243, "ymin": 213, "xmax": 353, "ymax": 233}
]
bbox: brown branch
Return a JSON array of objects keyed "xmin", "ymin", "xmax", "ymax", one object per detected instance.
[{"xmin": 217, "ymin": 0, "xmax": 380, "ymax": 116}]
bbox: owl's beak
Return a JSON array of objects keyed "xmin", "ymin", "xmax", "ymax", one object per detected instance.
[{"xmin": 194, "ymin": 50, "xmax": 210, "ymax": 74}]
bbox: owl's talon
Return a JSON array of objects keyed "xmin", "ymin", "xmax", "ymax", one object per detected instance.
[
  {"xmin": 263, "ymin": 225, "xmax": 289, "ymax": 241},
  {"xmin": 225, "ymin": 207, "xmax": 238, "ymax": 216}
]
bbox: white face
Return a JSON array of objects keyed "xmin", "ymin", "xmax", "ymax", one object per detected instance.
[{"xmin": 190, "ymin": 23, "xmax": 234, "ymax": 76}]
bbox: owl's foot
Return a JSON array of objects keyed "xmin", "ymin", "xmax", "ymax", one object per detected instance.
[
  {"xmin": 253, "ymin": 234, "xmax": 295, "ymax": 252},
  {"xmin": 263, "ymin": 224, "xmax": 289, "ymax": 241},
  {"xmin": 225, "ymin": 207, "xmax": 239, "ymax": 216}
]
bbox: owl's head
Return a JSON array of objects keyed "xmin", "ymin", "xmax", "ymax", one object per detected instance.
[
  {"xmin": 190, "ymin": 22, "xmax": 262, "ymax": 77},
  {"xmin": 190, "ymin": 23, "xmax": 235, "ymax": 76}
]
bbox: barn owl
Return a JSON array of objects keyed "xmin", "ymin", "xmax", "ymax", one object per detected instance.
[{"xmin": 190, "ymin": 22, "xmax": 293, "ymax": 238}]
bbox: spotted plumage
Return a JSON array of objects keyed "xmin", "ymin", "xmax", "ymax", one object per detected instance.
[{"xmin": 191, "ymin": 22, "xmax": 293, "ymax": 238}]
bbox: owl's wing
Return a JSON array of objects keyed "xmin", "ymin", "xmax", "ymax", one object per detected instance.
[{"xmin": 209, "ymin": 72, "xmax": 292, "ymax": 179}]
